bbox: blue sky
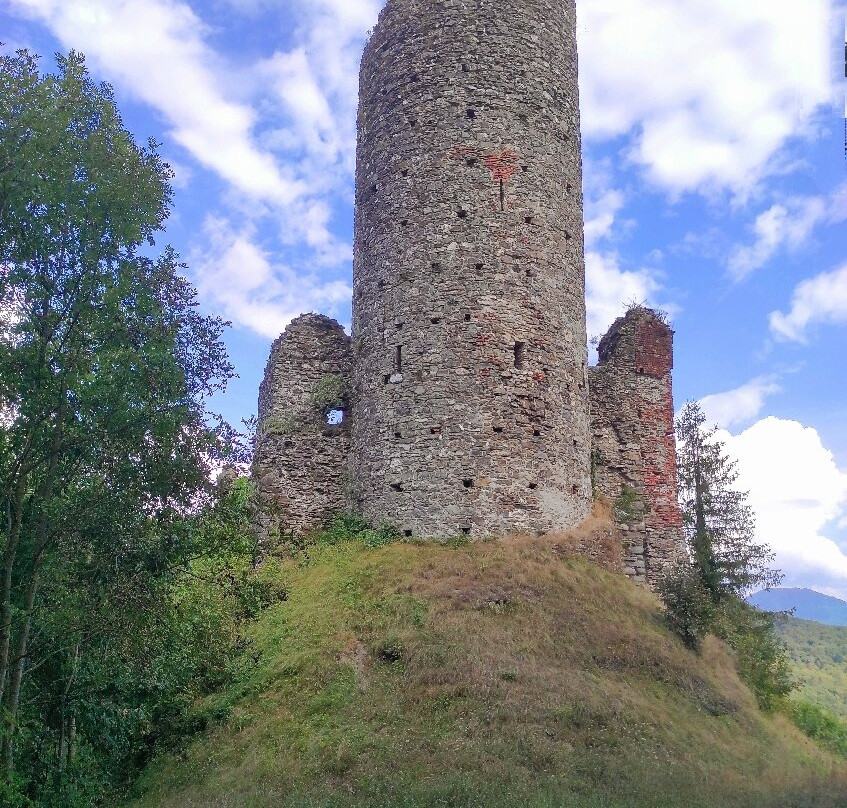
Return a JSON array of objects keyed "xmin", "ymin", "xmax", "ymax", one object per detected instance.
[{"xmin": 3, "ymin": 0, "xmax": 846, "ymax": 596}]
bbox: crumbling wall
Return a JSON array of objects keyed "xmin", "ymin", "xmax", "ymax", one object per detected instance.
[
  {"xmin": 252, "ymin": 314, "xmax": 352, "ymax": 544},
  {"xmin": 589, "ymin": 307, "xmax": 685, "ymax": 584},
  {"xmin": 349, "ymin": 0, "xmax": 591, "ymax": 538}
]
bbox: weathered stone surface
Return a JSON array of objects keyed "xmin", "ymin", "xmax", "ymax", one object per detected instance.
[
  {"xmin": 348, "ymin": 0, "xmax": 592, "ymax": 538},
  {"xmin": 589, "ymin": 307, "xmax": 686, "ymax": 583},
  {"xmin": 252, "ymin": 314, "xmax": 352, "ymax": 544}
]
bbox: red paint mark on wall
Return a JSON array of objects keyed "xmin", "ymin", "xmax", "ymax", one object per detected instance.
[{"xmin": 450, "ymin": 145, "xmax": 520, "ymax": 181}]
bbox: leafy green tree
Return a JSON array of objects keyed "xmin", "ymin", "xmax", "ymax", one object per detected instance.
[{"xmin": 0, "ymin": 47, "xmax": 236, "ymax": 793}]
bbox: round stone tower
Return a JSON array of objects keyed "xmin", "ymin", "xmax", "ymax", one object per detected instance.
[{"xmin": 349, "ymin": 0, "xmax": 591, "ymax": 538}]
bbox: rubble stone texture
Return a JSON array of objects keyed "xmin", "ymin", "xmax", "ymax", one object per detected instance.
[
  {"xmin": 251, "ymin": 0, "xmax": 686, "ymax": 585},
  {"xmin": 252, "ymin": 314, "xmax": 352, "ymax": 543},
  {"xmin": 349, "ymin": 0, "xmax": 592, "ymax": 537},
  {"xmin": 588, "ymin": 308, "xmax": 685, "ymax": 583}
]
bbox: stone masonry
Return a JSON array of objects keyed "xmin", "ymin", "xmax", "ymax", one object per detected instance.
[
  {"xmin": 252, "ymin": 314, "xmax": 351, "ymax": 544},
  {"xmin": 252, "ymin": 0, "xmax": 686, "ymax": 584},
  {"xmin": 588, "ymin": 307, "xmax": 685, "ymax": 583},
  {"xmin": 349, "ymin": 0, "xmax": 591, "ymax": 538}
]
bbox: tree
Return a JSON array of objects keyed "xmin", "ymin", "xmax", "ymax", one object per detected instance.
[
  {"xmin": 0, "ymin": 48, "xmax": 236, "ymax": 790},
  {"xmin": 675, "ymin": 400, "xmax": 781, "ymax": 601}
]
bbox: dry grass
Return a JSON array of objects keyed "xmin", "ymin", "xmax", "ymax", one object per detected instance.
[{"xmin": 127, "ymin": 523, "xmax": 847, "ymax": 808}]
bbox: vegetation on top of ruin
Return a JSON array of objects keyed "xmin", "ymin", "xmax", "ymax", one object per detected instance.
[{"xmin": 124, "ymin": 522, "xmax": 847, "ymax": 808}]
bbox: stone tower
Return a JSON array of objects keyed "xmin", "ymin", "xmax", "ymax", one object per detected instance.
[
  {"xmin": 252, "ymin": 314, "xmax": 351, "ymax": 544},
  {"xmin": 349, "ymin": 0, "xmax": 591, "ymax": 538},
  {"xmin": 588, "ymin": 307, "xmax": 685, "ymax": 581}
]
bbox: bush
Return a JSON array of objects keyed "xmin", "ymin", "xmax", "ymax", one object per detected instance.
[
  {"xmin": 657, "ymin": 563, "xmax": 715, "ymax": 651},
  {"xmin": 787, "ymin": 700, "xmax": 847, "ymax": 757}
]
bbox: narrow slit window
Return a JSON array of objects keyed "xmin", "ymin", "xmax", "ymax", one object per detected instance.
[
  {"xmin": 395, "ymin": 345, "xmax": 403, "ymax": 372},
  {"xmin": 514, "ymin": 342, "xmax": 526, "ymax": 369},
  {"xmin": 499, "ymin": 179, "xmax": 505, "ymax": 211}
]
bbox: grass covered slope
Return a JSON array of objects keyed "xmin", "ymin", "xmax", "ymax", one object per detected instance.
[{"xmin": 129, "ymin": 529, "xmax": 847, "ymax": 808}]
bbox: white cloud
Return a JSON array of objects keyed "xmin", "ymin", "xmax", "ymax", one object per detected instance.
[
  {"xmin": 191, "ymin": 218, "xmax": 351, "ymax": 339},
  {"xmin": 584, "ymin": 188, "xmax": 626, "ymax": 249},
  {"xmin": 727, "ymin": 196, "xmax": 827, "ymax": 280},
  {"xmin": 8, "ymin": 0, "xmax": 306, "ymax": 204},
  {"xmin": 699, "ymin": 375, "xmax": 782, "ymax": 430},
  {"xmin": 577, "ymin": 0, "xmax": 834, "ymax": 196},
  {"xmin": 585, "ymin": 251, "xmax": 661, "ymax": 340},
  {"xmin": 769, "ymin": 263, "xmax": 847, "ymax": 342},
  {"xmin": 723, "ymin": 417, "xmax": 847, "ymax": 595}
]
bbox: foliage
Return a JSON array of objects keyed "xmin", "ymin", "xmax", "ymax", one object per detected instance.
[
  {"xmin": 774, "ymin": 617, "xmax": 847, "ymax": 720},
  {"xmin": 675, "ymin": 401, "xmax": 780, "ymax": 600},
  {"xmin": 0, "ymin": 48, "xmax": 250, "ymax": 804},
  {"xmin": 657, "ymin": 563, "xmax": 714, "ymax": 651},
  {"xmin": 613, "ymin": 486, "xmax": 644, "ymax": 526},
  {"xmin": 787, "ymin": 700, "xmax": 847, "ymax": 758},
  {"xmin": 310, "ymin": 375, "xmax": 346, "ymax": 419},
  {"xmin": 660, "ymin": 402, "xmax": 790, "ymax": 710}
]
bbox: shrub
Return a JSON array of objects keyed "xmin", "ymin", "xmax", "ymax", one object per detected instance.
[
  {"xmin": 787, "ymin": 700, "xmax": 847, "ymax": 757},
  {"xmin": 657, "ymin": 563, "xmax": 715, "ymax": 651}
]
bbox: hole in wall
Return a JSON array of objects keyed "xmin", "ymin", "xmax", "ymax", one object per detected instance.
[
  {"xmin": 524, "ymin": 216, "xmax": 533, "ymax": 224},
  {"xmin": 395, "ymin": 431, "xmax": 402, "ymax": 438},
  {"xmin": 463, "ymin": 479, "xmax": 475, "ymax": 488},
  {"xmin": 325, "ymin": 409, "xmax": 344, "ymax": 426},
  {"xmin": 464, "ymin": 312, "xmax": 472, "ymax": 322},
  {"xmin": 528, "ymin": 483, "xmax": 538, "ymax": 490},
  {"xmin": 466, "ymin": 157, "xmax": 477, "ymax": 167},
  {"xmin": 466, "ymin": 108, "xmax": 476, "ymax": 119},
  {"xmin": 431, "ymin": 262, "xmax": 442, "ymax": 271},
  {"xmin": 391, "ymin": 482, "xmax": 404, "ymax": 492},
  {"xmin": 572, "ymin": 484, "xmax": 579, "ymax": 495},
  {"xmin": 565, "ymin": 232, "xmax": 572, "ymax": 241},
  {"xmin": 493, "ymin": 426, "xmax": 504, "ymax": 433},
  {"xmin": 401, "ymin": 168, "xmax": 409, "ymax": 177},
  {"xmin": 499, "ymin": 179, "xmax": 505, "ymax": 211},
  {"xmin": 430, "ymin": 317, "xmax": 442, "ymax": 324},
  {"xmin": 460, "ymin": 526, "xmax": 471, "ymax": 535},
  {"xmin": 395, "ymin": 345, "xmax": 403, "ymax": 372},
  {"xmin": 371, "ymin": 183, "xmax": 378, "ymax": 194},
  {"xmin": 400, "ymin": 219, "xmax": 409, "ymax": 227},
  {"xmin": 457, "ymin": 209, "xmax": 468, "ymax": 219},
  {"xmin": 411, "ymin": 73, "xmax": 419, "ymax": 82},
  {"xmin": 475, "ymin": 263, "xmax": 484, "ymax": 270},
  {"xmin": 430, "ymin": 426, "xmax": 442, "ymax": 434},
  {"xmin": 404, "ymin": 529, "xmax": 413, "ymax": 537},
  {"xmin": 521, "ymin": 165, "xmax": 528, "ymax": 172},
  {"xmin": 533, "ymin": 429, "xmax": 541, "ymax": 437},
  {"xmin": 514, "ymin": 342, "xmax": 526, "ymax": 368},
  {"xmin": 383, "ymin": 374, "xmax": 391, "ymax": 385},
  {"xmin": 519, "ymin": 113, "xmax": 528, "ymax": 122},
  {"xmin": 461, "ymin": 63, "xmax": 469, "ymax": 72}
]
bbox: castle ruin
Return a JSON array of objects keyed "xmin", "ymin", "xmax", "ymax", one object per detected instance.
[{"xmin": 252, "ymin": 0, "xmax": 684, "ymax": 584}]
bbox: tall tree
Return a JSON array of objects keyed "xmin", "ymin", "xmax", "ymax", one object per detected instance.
[
  {"xmin": 675, "ymin": 401, "xmax": 781, "ymax": 601},
  {"xmin": 0, "ymin": 48, "xmax": 235, "ymax": 785}
]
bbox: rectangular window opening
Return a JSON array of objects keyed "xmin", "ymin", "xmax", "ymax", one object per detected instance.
[
  {"xmin": 514, "ymin": 341, "xmax": 526, "ymax": 369},
  {"xmin": 395, "ymin": 345, "xmax": 403, "ymax": 372}
]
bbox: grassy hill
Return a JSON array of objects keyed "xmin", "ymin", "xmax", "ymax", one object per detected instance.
[
  {"xmin": 777, "ymin": 616, "xmax": 847, "ymax": 721},
  {"xmin": 127, "ymin": 525, "xmax": 847, "ymax": 808}
]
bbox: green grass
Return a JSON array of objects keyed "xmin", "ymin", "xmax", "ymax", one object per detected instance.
[{"xmin": 126, "ymin": 533, "xmax": 847, "ymax": 808}]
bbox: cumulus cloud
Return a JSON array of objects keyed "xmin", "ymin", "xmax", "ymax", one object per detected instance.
[
  {"xmin": 585, "ymin": 251, "xmax": 661, "ymax": 340},
  {"xmin": 722, "ymin": 417, "xmax": 847, "ymax": 596},
  {"xmin": 727, "ymin": 196, "xmax": 827, "ymax": 281},
  {"xmin": 577, "ymin": 0, "xmax": 833, "ymax": 196},
  {"xmin": 8, "ymin": 0, "xmax": 305, "ymax": 204},
  {"xmin": 191, "ymin": 218, "xmax": 351, "ymax": 339},
  {"xmin": 699, "ymin": 375, "xmax": 782, "ymax": 430},
  {"xmin": 769, "ymin": 263, "xmax": 847, "ymax": 342}
]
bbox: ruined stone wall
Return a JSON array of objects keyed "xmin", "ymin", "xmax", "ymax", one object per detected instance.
[
  {"xmin": 252, "ymin": 314, "xmax": 352, "ymax": 544},
  {"xmin": 588, "ymin": 308, "xmax": 685, "ymax": 584},
  {"xmin": 349, "ymin": 0, "xmax": 591, "ymax": 538}
]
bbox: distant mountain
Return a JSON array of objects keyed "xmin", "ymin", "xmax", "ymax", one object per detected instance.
[{"xmin": 748, "ymin": 588, "xmax": 847, "ymax": 626}]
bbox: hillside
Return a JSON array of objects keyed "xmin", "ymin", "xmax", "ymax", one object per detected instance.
[
  {"xmin": 777, "ymin": 616, "xmax": 847, "ymax": 721},
  {"xmin": 127, "ymin": 528, "xmax": 847, "ymax": 808},
  {"xmin": 749, "ymin": 588, "xmax": 847, "ymax": 626}
]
